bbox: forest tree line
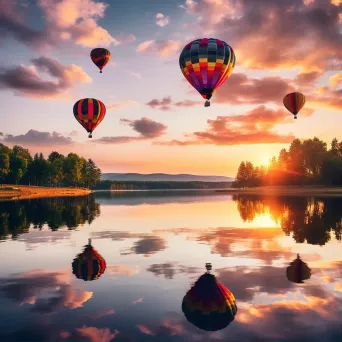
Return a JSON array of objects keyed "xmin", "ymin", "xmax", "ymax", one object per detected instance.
[
  {"xmin": 93, "ymin": 180, "xmax": 232, "ymax": 190},
  {"xmin": 0, "ymin": 143, "xmax": 101, "ymax": 188},
  {"xmin": 232, "ymin": 137, "xmax": 342, "ymax": 188}
]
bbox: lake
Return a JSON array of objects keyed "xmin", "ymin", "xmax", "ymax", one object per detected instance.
[{"xmin": 0, "ymin": 191, "xmax": 341, "ymax": 342}]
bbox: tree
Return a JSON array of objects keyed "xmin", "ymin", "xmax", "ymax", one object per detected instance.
[
  {"xmin": 0, "ymin": 153, "xmax": 10, "ymax": 184},
  {"xmin": 301, "ymin": 137, "xmax": 327, "ymax": 180},
  {"xmin": 83, "ymin": 159, "xmax": 101, "ymax": 188},
  {"xmin": 7, "ymin": 155, "xmax": 27, "ymax": 184},
  {"xmin": 63, "ymin": 153, "xmax": 85, "ymax": 186}
]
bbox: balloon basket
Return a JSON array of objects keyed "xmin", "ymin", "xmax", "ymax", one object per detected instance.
[{"xmin": 204, "ymin": 101, "xmax": 210, "ymax": 107}]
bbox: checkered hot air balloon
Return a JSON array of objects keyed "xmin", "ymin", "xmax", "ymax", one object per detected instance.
[
  {"xmin": 73, "ymin": 98, "xmax": 106, "ymax": 138},
  {"xmin": 182, "ymin": 263, "xmax": 237, "ymax": 331},
  {"xmin": 179, "ymin": 38, "xmax": 236, "ymax": 107},
  {"xmin": 72, "ymin": 239, "xmax": 106, "ymax": 281},
  {"xmin": 286, "ymin": 254, "xmax": 311, "ymax": 284}
]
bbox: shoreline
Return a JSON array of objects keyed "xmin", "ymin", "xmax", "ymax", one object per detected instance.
[
  {"xmin": 216, "ymin": 186, "xmax": 342, "ymax": 196},
  {"xmin": 0, "ymin": 185, "xmax": 92, "ymax": 202}
]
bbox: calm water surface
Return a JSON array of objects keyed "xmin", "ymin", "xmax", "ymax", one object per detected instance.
[{"xmin": 0, "ymin": 191, "xmax": 341, "ymax": 342}]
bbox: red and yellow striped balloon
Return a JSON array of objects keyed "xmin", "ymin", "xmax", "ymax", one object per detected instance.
[
  {"xmin": 73, "ymin": 98, "xmax": 106, "ymax": 138},
  {"xmin": 283, "ymin": 92, "xmax": 306, "ymax": 119},
  {"xmin": 72, "ymin": 239, "xmax": 106, "ymax": 281}
]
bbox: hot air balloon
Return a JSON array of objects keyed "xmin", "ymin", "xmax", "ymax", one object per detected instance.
[
  {"xmin": 179, "ymin": 38, "xmax": 236, "ymax": 107},
  {"xmin": 72, "ymin": 239, "xmax": 106, "ymax": 281},
  {"xmin": 73, "ymin": 98, "xmax": 106, "ymax": 138},
  {"xmin": 90, "ymin": 48, "xmax": 111, "ymax": 73},
  {"xmin": 286, "ymin": 254, "xmax": 311, "ymax": 284},
  {"xmin": 283, "ymin": 92, "xmax": 306, "ymax": 119},
  {"xmin": 182, "ymin": 263, "xmax": 237, "ymax": 331}
]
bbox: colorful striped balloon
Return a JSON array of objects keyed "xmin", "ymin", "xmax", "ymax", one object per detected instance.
[
  {"xmin": 72, "ymin": 239, "xmax": 106, "ymax": 281},
  {"xmin": 179, "ymin": 38, "xmax": 236, "ymax": 107},
  {"xmin": 90, "ymin": 48, "xmax": 111, "ymax": 73},
  {"xmin": 182, "ymin": 266, "xmax": 237, "ymax": 331},
  {"xmin": 283, "ymin": 92, "xmax": 306, "ymax": 119},
  {"xmin": 73, "ymin": 98, "xmax": 106, "ymax": 138},
  {"xmin": 286, "ymin": 254, "xmax": 311, "ymax": 284}
]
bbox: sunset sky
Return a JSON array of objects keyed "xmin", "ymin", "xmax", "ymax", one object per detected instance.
[{"xmin": 0, "ymin": 0, "xmax": 341, "ymax": 176}]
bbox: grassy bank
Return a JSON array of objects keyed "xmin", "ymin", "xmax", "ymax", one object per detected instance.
[
  {"xmin": 0, "ymin": 185, "xmax": 92, "ymax": 201},
  {"xmin": 216, "ymin": 185, "xmax": 342, "ymax": 196}
]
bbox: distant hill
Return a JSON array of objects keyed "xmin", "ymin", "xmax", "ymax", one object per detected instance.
[{"xmin": 101, "ymin": 173, "xmax": 234, "ymax": 182}]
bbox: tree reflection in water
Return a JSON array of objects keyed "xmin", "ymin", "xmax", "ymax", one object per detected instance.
[
  {"xmin": 233, "ymin": 195, "xmax": 342, "ymax": 245},
  {"xmin": 0, "ymin": 195, "xmax": 100, "ymax": 241}
]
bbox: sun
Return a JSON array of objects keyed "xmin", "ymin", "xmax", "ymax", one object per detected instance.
[{"xmin": 259, "ymin": 156, "xmax": 270, "ymax": 167}]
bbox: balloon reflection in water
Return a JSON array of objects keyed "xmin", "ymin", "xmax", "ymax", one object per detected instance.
[
  {"xmin": 72, "ymin": 239, "xmax": 106, "ymax": 281},
  {"xmin": 286, "ymin": 254, "xmax": 311, "ymax": 284},
  {"xmin": 182, "ymin": 263, "xmax": 237, "ymax": 331}
]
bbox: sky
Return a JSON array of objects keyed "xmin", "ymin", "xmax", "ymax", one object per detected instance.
[{"xmin": 0, "ymin": 0, "xmax": 341, "ymax": 176}]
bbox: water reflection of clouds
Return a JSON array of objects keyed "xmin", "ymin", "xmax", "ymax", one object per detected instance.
[
  {"xmin": 0, "ymin": 269, "xmax": 92, "ymax": 313},
  {"xmin": 92, "ymin": 231, "xmax": 168, "ymax": 257},
  {"xmin": 0, "ymin": 194, "xmax": 341, "ymax": 341}
]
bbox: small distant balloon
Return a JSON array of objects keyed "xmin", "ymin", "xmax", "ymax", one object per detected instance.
[
  {"xmin": 179, "ymin": 38, "xmax": 236, "ymax": 107},
  {"xmin": 73, "ymin": 98, "xmax": 106, "ymax": 138},
  {"xmin": 72, "ymin": 239, "xmax": 106, "ymax": 281},
  {"xmin": 286, "ymin": 254, "xmax": 311, "ymax": 284},
  {"xmin": 90, "ymin": 48, "xmax": 111, "ymax": 73},
  {"xmin": 283, "ymin": 92, "xmax": 306, "ymax": 119}
]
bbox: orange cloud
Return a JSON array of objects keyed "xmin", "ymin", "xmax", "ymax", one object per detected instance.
[
  {"xmin": 75, "ymin": 326, "xmax": 119, "ymax": 342},
  {"xmin": 329, "ymin": 72, "xmax": 342, "ymax": 88},
  {"xmin": 39, "ymin": 0, "xmax": 119, "ymax": 47},
  {"xmin": 156, "ymin": 105, "xmax": 295, "ymax": 146}
]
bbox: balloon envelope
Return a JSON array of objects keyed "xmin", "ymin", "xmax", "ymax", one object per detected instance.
[
  {"xmin": 182, "ymin": 272, "xmax": 237, "ymax": 331},
  {"xmin": 90, "ymin": 48, "xmax": 111, "ymax": 73},
  {"xmin": 179, "ymin": 38, "xmax": 236, "ymax": 107},
  {"xmin": 73, "ymin": 98, "xmax": 106, "ymax": 138},
  {"xmin": 283, "ymin": 92, "xmax": 305, "ymax": 118},
  {"xmin": 286, "ymin": 254, "xmax": 311, "ymax": 284},
  {"xmin": 72, "ymin": 239, "xmax": 106, "ymax": 281}
]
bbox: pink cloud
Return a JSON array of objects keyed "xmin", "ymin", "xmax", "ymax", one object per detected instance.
[
  {"xmin": 180, "ymin": 0, "xmax": 341, "ymax": 72},
  {"xmin": 94, "ymin": 118, "xmax": 167, "ymax": 144},
  {"xmin": 136, "ymin": 40, "xmax": 182, "ymax": 57},
  {"xmin": 107, "ymin": 100, "xmax": 139, "ymax": 111},
  {"xmin": 132, "ymin": 297, "xmax": 144, "ymax": 305},
  {"xmin": 156, "ymin": 13, "xmax": 170, "ymax": 27},
  {"xmin": 136, "ymin": 324, "xmax": 155, "ymax": 335},
  {"xmin": 0, "ymin": 56, "xmax": 91, "ymax": 99},
  {"xmin": 0, "ymin": 0, "xmax": 135, "ymax": 50},
  {"xmin": 129, "ymin": 71, "xmax": 142, "ymax": 79}
]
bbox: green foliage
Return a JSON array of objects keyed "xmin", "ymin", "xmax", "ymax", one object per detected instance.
[
  {"xmin": 0, "ymin": 196, "xmax": 100, "ymax": 240},
  {"xmin": 0, "ymin": 144, "xmax": 101, "ymax": 188},
  {"xmin": 232, "ymin": 137, "xmax": 342, "ymax": 188}
]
